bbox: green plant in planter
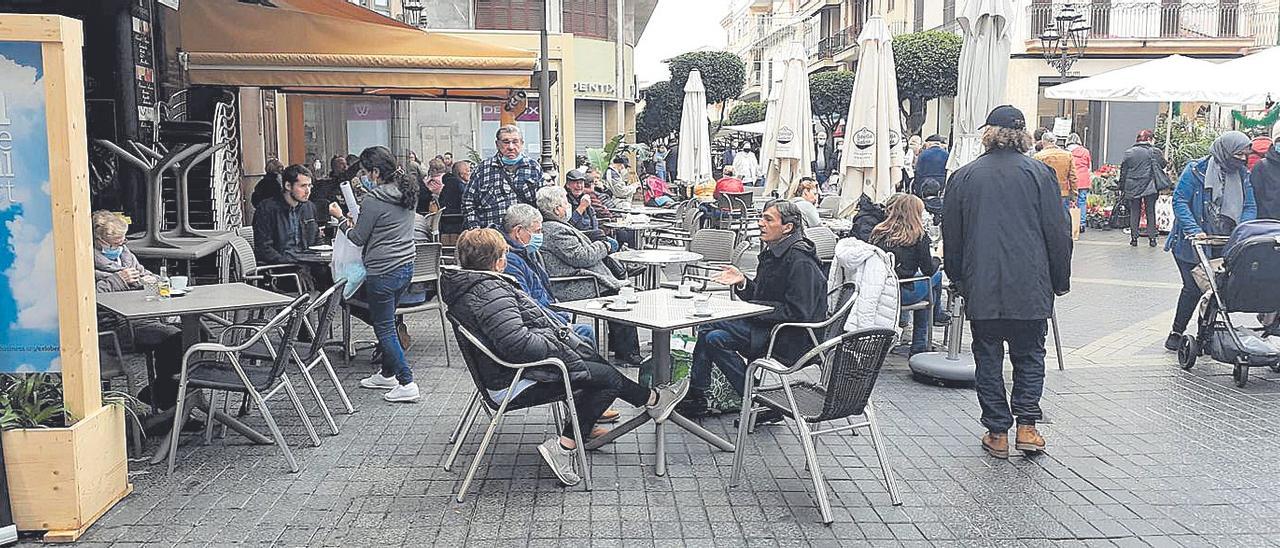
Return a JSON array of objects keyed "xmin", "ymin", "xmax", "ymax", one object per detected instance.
[
  {"xmin": 1155, "ymin": 115, "xmax": 1217, "ymax": 177},
  {"xmin": 0, "ymin": 373, "xmax": 67, "ymax": 430}
]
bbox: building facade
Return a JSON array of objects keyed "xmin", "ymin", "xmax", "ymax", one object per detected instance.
[{"xmin": 290, "ymin": 0, "xmax": 656, "ymax": 174}]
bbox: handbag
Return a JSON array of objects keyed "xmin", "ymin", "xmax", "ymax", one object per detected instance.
[{"xmin": 1154, "ymin": 168, "xmax": 1174, "ymax": 192}]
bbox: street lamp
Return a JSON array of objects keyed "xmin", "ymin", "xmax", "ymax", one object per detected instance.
[
  {"xmin": 1038, "ymin": 4, "xmax": 1090, "ymax": 116},
  {"xmin": 402, "ymin": 0, "xmax": 426, "ymax": 29}
]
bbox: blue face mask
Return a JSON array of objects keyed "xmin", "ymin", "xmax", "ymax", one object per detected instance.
[
  {"xmin": 359, "ymin": 175, "xmax": 374, "ymax": 189},
  {"xmin": 500, "ymin": 155, "xmax": 522, "ymax": 166},
  {"xmin": 101, "ymin": 246, "xmax": 123, "ymax": 261},
  {"xmin": 526, "ymin": 232, "xmax": 544, "ymax": 253}
]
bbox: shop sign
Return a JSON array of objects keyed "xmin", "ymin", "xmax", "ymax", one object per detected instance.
[
  {"xmin": 345, "ymin": 101, "xmax": 392, "ymax": 120},
  {"xmin": 0, "ymin": 42, "xmax": 60, "ymax": 373},
  {"xmin": 481, "ymin": 100, "xmax": 540, "ymax": 122},
  {"xmin": 573, "ymin": 82, "xmax": 616, "ymax": 97}
]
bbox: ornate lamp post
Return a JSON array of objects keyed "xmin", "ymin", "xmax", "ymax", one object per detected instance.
[
  {"xmin": 1038, "ymin": 5, "xmax": 1090, "ymax": 116},
  {"xmin": 402, "ymin": 0, "xmax": 426, "ymax": 29}
]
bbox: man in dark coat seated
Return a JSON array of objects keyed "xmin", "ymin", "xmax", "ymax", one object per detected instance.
[
  {"xmin": 251, "ymin": 164, "xmax": 330, "ymax": 291},
  {"xmin": 441, "ymin": 228, "xmax": 688, "ymax": 487},
  {"xmin": 677, "ymin": 200, "xmax": 829, "ymax": 423},
  {"xmin": 942, "ymin": 105, "xmax": 1073, "ymax": 459}
]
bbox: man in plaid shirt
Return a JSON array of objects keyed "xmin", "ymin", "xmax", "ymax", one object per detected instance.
[{"xmin": 463, "ymin": 125, "xmax": 544, "ymax": 230}]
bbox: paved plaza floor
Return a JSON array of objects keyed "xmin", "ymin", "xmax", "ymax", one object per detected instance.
[{"xmin": 55, "ymin": 230, "xmax": 1280, "ymax": 547}]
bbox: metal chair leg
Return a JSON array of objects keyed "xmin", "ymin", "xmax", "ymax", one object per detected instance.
[
  {"xmin": 280, "ymin": 373, "xmax": 321, "ymax": 448},
  {"xmin": 457, "ymin": 405, "xmax": 509, "ymax": 502},
  {"xmin": 864, "ymin": 403, "xmax": 902, "ymax": 506},
  {"xmin": 730, "ymin": 378, "xmax": 757, "ymax": 486},
  {"xmin": 317, "ymin": 352, "xmax": 356, "ymax": 415},
  {"xmin": 293, "ymin": 350, "xmax": 339, "ymax": 436},
  {"xmin": 561, "ymin": 377, "xmax": 592, "ymax": 492},
  {"xmin": 444, "ymin": 396, "xmax": 483, "ymax": 472},
  {"xmin": 793, "ymin": 416, "xmax": 834, "ymax": 524},
  {"xmin": 249, "ymin": 388, "xmax": 300, "ymax": 473},
  {"xmin": 448, "ymin": 391, "xmax": 481, "ymax": 445},
  {"xmin": 1050, "ymin": 309, "xmax": 1065, "ymax": 371},
  {"xmin": 166, "ymin": 382, "xmax": 193, "ymax": 475},
  {"xmin": 202, "ymin": 390, "xmax": 219, "ymax": 445},
  {"xmin": 438, "ymin": 307, "xmax": 452, "ymax": 368}
]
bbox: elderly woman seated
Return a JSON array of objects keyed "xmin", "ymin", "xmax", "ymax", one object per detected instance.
[
  {"xmin": 440, "ymin": 228, "xmax": 688, "ymax": 487},
  {"xmin": 91, "ymin": 210, "xmax": 184, "ymax": 410},
  {"xmin": 535, "ymin": 185, "xmax": 644, "ymax": 366}
]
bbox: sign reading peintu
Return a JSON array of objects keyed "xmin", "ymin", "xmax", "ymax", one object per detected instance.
[{"xmin": 0, "ymin": 41, "xmax": 60, "ymax": 374}]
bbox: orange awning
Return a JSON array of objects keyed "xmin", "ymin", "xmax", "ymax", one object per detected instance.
[{"xmin": 175, "ymin": 0, "xmax": 537, "ymax": 96}]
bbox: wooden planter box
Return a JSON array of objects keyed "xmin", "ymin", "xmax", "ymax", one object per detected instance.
[{"xmin": 2, "ymin": 404, "xmax": 133, "ymax": 542}]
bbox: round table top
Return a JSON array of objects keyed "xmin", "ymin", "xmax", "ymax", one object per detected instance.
[
  {"xmin": 611, "ymin": 249, "xmax": 703, "ymax": 265},
  {"xmin": 603, "ymin": 222, "xmax": 671, "ymax": 231}
]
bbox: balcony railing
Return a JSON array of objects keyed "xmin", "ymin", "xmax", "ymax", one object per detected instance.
[
  {"xmin": 814, "ymin": 23, "xmax": 863, "ymax": 60},
  {"xmin": 1026, "ymin": 2, "xmax": 1262, "ymax": 41}
]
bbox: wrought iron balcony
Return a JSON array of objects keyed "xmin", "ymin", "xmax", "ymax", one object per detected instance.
[{"xmin": 1026, "ymin": 2, "xmax": 1263, "ymax": 41}]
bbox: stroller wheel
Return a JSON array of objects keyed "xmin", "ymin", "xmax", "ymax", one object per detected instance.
[
  {"xmin": 1233, "ymin": 364, "xmax": 1249, "ymax": 388},
  {"xmin": 1178, "ymin": 336, "xmax": 1198, "ymax": 370}
]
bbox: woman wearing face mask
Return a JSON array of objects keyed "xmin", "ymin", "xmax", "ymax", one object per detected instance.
[
  {"xmin": 534, "ymin": 186, "xmax": 645, "ymax": 366},
  {"xmin": 91, "ymin": 210, "xmax": 186, "ymax": 411},
  {"xmin": 1163, "ymin": 131, "xmax": 1258, "ymax": 352},
  {"xmin": 329, "ymin": 146, "xmax": 422, "ymax": 403}
]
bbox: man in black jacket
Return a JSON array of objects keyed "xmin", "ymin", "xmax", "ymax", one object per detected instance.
[
  {"xmin": 1250, "ymin": 140, "xmax": 1280, "ymax": 220},
  {"xmin": 252, "ymin": 164, "xmax": 327, "ymax": 290},
  {"xmin": 942, "ymin": 105, "xmax": 1073, "ymax": 459},
  {"xmin": 679, "ymin": 200, "xmax": 829, "ymax": 419}
]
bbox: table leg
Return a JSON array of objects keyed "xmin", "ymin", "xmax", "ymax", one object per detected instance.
[
  {"xmin": 652, "ymin": 331, "xmax": 671, "ymax": 476},
  {"xmin": 148, "ymin": 396, "xmax": 273, "ymax": 464},
  {"xmin": 181, "ymin": 314, "xmax": 203, "ymax": 348}
]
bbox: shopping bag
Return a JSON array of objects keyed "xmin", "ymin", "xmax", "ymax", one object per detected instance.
[
  {"xmin": 639, "ymin": 334, "xmax": 740, "ymax": 415},
  {"xmin": 332, "ymin": 181, "xmax": 366, "ymax": 299},
  {"xmin": 1069, "ymin": 206, "xmax": 1081, "ymax": 241}
]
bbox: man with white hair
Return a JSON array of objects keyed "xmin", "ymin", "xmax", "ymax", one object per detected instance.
[{"xmin": 464, "ymin": 125, "xmax": 543, "ymax": 230}]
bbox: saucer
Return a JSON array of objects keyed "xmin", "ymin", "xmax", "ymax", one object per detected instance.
[
  {"xmin": 169, "ymin": 288, "xmax": 190, "ymax": 297},
  {"xmin": 607, "ymin": 305, "xmax": 633, "ymax": 312},
  {"xmin": 673, "ymin": 293, "xmax": 694, "ymax": 299},
  {"xmin": 689, "ymin": 310, "xmax": 713, "ymax": 317}
]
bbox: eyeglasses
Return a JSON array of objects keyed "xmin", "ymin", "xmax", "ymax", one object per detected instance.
[{"xmin": 498, "ymin": 139, "xmax": 522, "ymax": 146}]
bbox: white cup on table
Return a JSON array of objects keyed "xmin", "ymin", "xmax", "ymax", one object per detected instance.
[
  {"xmin": 170, "ymin": 276, "xmax": 189, "ymax": 291},
  {"xmin": 619, "ymin": 285, "xmax": 637, "ymax": 302},
  {"xmin": 677, "ymin": 281, "xmax": 693, "ymax": 297}
]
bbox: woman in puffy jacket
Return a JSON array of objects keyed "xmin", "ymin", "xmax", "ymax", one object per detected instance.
[{"xmin": 441, "ymin": 228, "xmax": 686, "ymax": 487}]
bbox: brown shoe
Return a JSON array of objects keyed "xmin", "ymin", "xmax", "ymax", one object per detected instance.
[
  {"xmin": 1015, "ymin": 425, "xmax": 1046, "ymax": 453},
  {"xmin": 981, "ymin": 432, "xmax": 1009, "ymax": 459}
]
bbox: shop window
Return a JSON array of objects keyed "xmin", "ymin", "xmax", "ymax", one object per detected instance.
[{"xmin": 476, "ymin": 0, "xmax": 547, "ymax": 31}]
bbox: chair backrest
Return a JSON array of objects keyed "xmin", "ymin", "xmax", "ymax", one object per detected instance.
[
  {"xmin": 822, "ymin": 282, "xmax": 859, "ymax": 343},
  {"xmin": 262, "ymin": 293, "xmax": 312, "ymax": 384},
  {"xmin": 413, "ymin": 213, "xmax": 433, "ymax": 241},
  {"xmin": 226, "ymin": 235, "xmax": 258, "ymax": 279},
  {"xmin": 446, "ymin": 312, "xmax": 535, "ymax": 410},
  {"xmin": 236, "ymin": 226, "xmax": 255, "ymax": 249},
  {"xmin": 427, "ymin": 207, "xmax": 444, "ymax": 234},
  {"xmin": 811, "ymin": 328, "xmax": 896, "ymax": 422},
  {"xmin": 411, "ymin": 242, "xmax": 443, "ymax": 284},
  {"xmin": 819, "ymin": 195, "xmax": 846, "ymax": 212},
  {"xmin": 689, "ymin": 229, "xmax": 739, "ymax": 262},
  {"xmin": 807, "ymin": 226, "xmax": 839, "ymax": 262},
  {"xmin": 300, "ymin": 279, "xmax": 347, "ymax": 362}
]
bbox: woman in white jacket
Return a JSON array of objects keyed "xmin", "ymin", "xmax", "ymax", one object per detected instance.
[{"xmin": 827, "ymin": 237, "xmax": 900, "ymax": 334}]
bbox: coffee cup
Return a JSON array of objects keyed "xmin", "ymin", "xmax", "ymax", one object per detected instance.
[
  {"xmin": 170, "ymin": 276, "xmax": 189, "ymax": 291},
  {"xmin": 677, "ymin": 282, "xmax": 693, "ymax": 297},
  {"xmin": 619, "ymin": 285, "xmax": 638, "ymax": 303},
  {"xmin": 611, "ymin": 295, "xmax": 630, "ymax": 310}
]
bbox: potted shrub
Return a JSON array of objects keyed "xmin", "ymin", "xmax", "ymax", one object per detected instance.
[{"xmin": 1, "ymin": 374, "xmax": 133, "ymax": 542}]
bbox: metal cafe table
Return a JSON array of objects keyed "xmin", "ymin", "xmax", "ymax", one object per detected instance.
[
  {"xmin": 95, "ymin": 282, "xmax": 294, "ymax": 464},
  {"xmin": 610, "ymin": 249, "xmax": 702, "ymax": 290},
  {"xmin": 552, "ymin": 288, "xmax": 771, "ymax": 476}
]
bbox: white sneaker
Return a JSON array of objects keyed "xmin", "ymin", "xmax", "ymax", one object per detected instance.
[
  {"xmin": 358, "ymin": 373, "xmax": 398, "ymax": 389},
  {"xmin": 536, "ymin": 438, "xmax": 582, "ymax": 486},
  {"xmin": 382, "ymin": 382, "xmax": 420, "ymax": 403}
]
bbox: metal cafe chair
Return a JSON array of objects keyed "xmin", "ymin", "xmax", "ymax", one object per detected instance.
[
  {"xmin": 731, "ymin": 328, "xmax": 902, "ymax": 524},
  {"xmin": 342, "ymin": 242, "xmax": 451, "ymax": 366}
]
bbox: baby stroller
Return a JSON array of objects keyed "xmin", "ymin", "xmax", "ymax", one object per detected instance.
[{"xmin": 1177, "ymin": 220, "xmax": 1280, "ymax": 387}]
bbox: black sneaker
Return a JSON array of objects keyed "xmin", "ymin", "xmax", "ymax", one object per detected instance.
[
  {"xmin": 1164, "ymin": 333, "xmax": 1182, "ymax": 352},
  {"xmin": 1149, "ymin": 238, "xmax": 1158, "ymax": 248},
  {"xmin": 1130, "ymin": 238, "xmax": 1139, "ymax": 247},
  {"xmin": 933, "ymin": 311, "xmax": 953, "ymax": 327},
  {"xmin": 675, "ymin": 389, "xmax": 709, "ymax": 418}
]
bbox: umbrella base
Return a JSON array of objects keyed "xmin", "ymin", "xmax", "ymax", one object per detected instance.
[{"xmin": 908, "ymin": 351, "xmax": 976, "ymax": 386}]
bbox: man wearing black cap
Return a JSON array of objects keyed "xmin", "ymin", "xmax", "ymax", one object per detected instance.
[{"xmin": 942, "ymin": 105, "xmax": 1073, "ymax": 459}]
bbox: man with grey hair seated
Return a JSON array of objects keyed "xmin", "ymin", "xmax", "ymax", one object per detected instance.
[
  {"xmin": 677, "ymin": 200, "xmax": 829, "ymax": 422},
  {"xmin": 535, "ymin": 186, "xmax": 644, "ymax": 366},
  {"xmin": 501, "ymin": 203, "xmax": 594, "ymax": 342}
]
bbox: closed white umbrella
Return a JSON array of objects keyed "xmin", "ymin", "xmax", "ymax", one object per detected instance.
[
  {"xmin": 759, "ymin": 66, "xmax": 784, "ymax": 192},
  {"xmin": 677, "ymin": 69, "xmax": 712, "ymax": 186},
  {"xmin": 838, "ymin": 17, "xmax": 904, "ymax": 215},
  {"xmin": 764, "ymin": 43, "xmax": 815, "ymax": 197},
  {"xmin": 948, "ymin": 0, "xmax": 1015, "ymax": 170}
]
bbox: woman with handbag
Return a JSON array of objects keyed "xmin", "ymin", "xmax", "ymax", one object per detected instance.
[
  {"xmin": 441, "ymin": 228, "xmax": 687, "ymax": 487},
  {"xmin": 535, "ymin": 186, "xmax": 645, "ymax": 365},
  {"xmin": 1163, "ymin": 131, "xmax": 1258, "ymax": 351},
  {"xmin": 1119, "ymin": 129, "xmax": 1169, "ymax": 247}
]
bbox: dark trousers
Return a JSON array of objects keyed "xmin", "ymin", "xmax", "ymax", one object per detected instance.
[
  {"xmin": 1173, "ymin": 258, "xmax": 1204, "ymax": 335},
  {"xmin": 971, "ymin": 319, "xmax": 1047, "ymax": 433},
  {"xmin": 608, "ymin": 322, "xmax": 641, "ymax": 356},
  {"xmin": 509, "ymin": 360, "xmax": 651, "ymax": 439},
  {"xmin": 1129, "ymin": 195, "xmax": 1158, "ymax": 240},
  {"xmin": 691, "ymin": 319, "xmax": 767, "ymax": 394}
]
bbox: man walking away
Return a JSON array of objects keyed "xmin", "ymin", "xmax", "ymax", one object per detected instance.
[
  {"xmin": 1033, "ymin": 132, "xmax": 1078, "ymax": 210},
  {"xmin": 942, "ymin": 105, "xmax": 1073, "ymax": 459}
]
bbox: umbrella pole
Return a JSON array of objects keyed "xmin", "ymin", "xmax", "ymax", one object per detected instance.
[{"xmin": 1164, "ymin": 101, "xmax": 1174, "ymax": 152}]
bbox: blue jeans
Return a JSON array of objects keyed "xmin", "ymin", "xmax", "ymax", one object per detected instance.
[
  {"xmin": 900, "ymin": 271, "xmax": 943, "ymax": 353},
  {"xmin": 367, "ymin": 263, "xmax": 414, "ymax": 385},
  {"xmin": 1076, "ymin": 189, "xmax": 1089, "ymax": 227},
  {"xmin": 971, "ymin": 319, "xmax": 1047, "ymax": 432},
  {"xmin": 691, "ymin": 319, "xmax": 764, "ymax": 395}
]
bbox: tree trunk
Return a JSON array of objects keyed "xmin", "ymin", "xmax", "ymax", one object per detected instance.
[{"xmin": 901, "ymin": 97, "xmax": 928, "ymax": 136}]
